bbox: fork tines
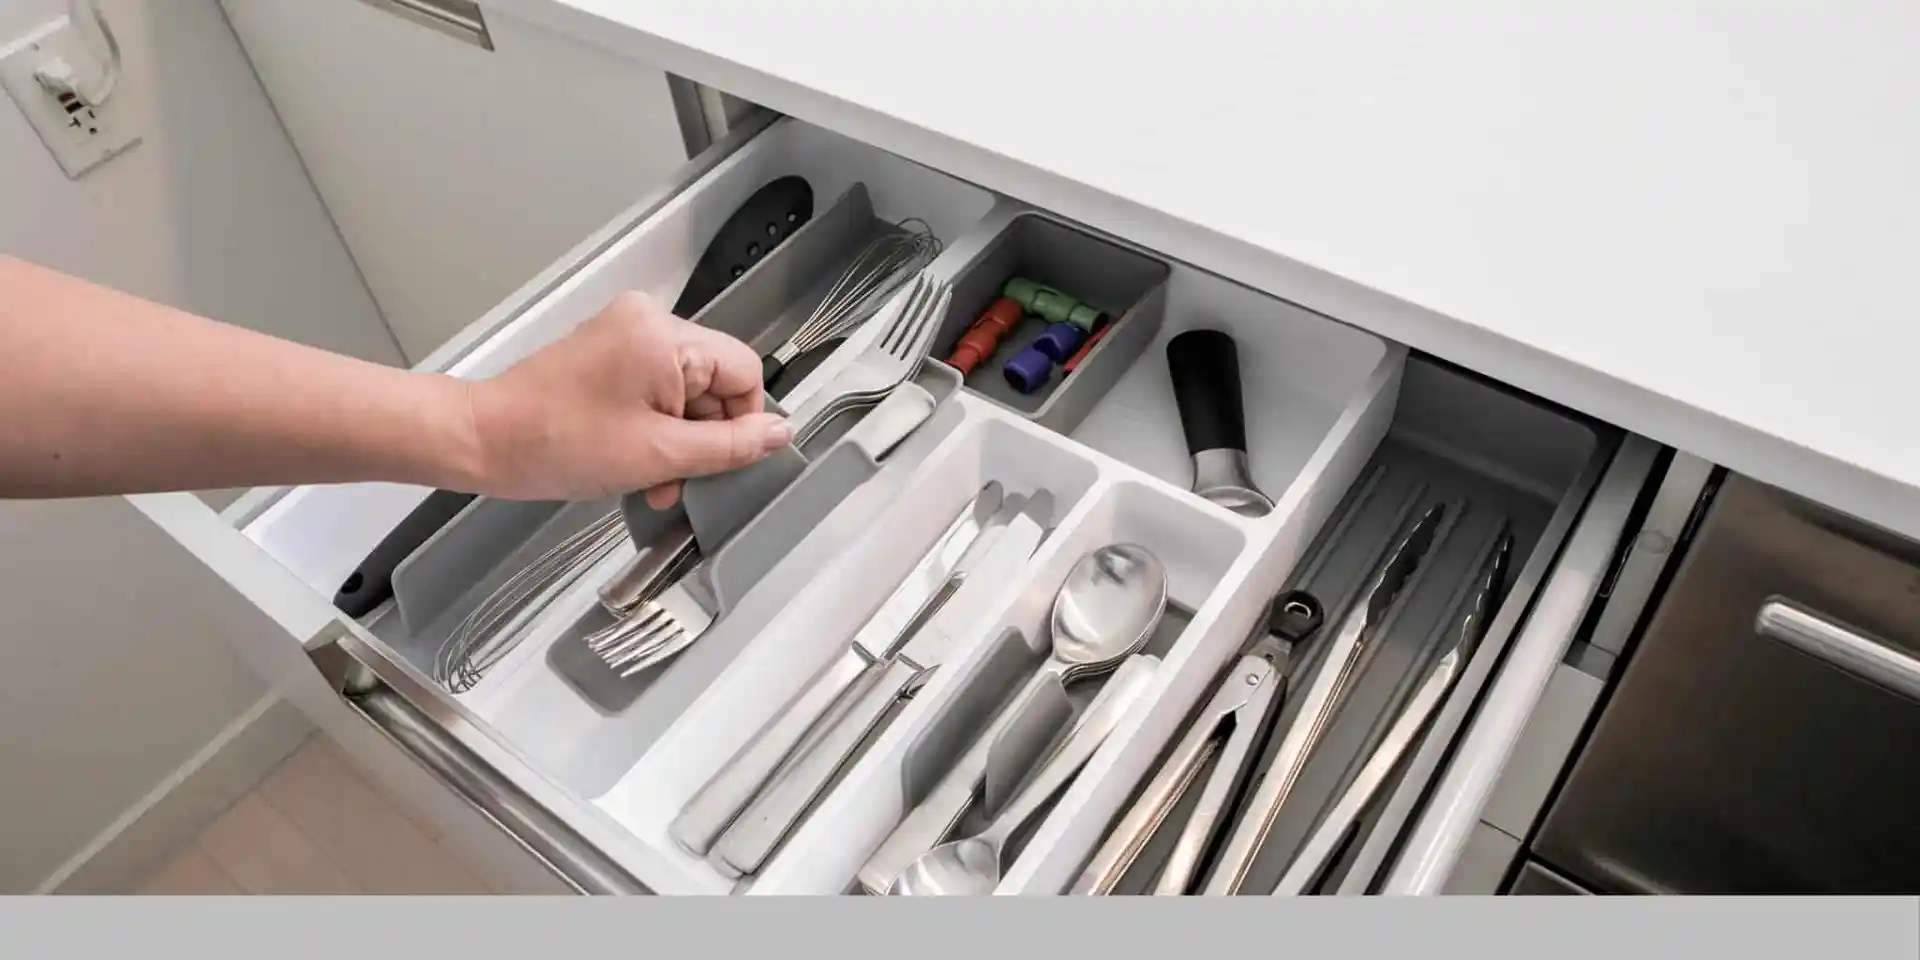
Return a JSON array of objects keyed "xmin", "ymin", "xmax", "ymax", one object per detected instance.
[
  {"xmin": 586, "ymin": 603, "xmax": 689, "ymax": 677},
  {"xmin": 884, "ymin": 274, "xmax": 943, "ymax": 361}
]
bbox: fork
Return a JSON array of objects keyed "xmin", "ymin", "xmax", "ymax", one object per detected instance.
[
  {"xmin": 583, "ymin": 274, "xmax": 952, "ymax": 679},
  {"xmin": 586, "ymin": 578, "xmax": 718, "ymax": 677},
  {"xmin": 780, "ymin": 274, "xmax": 950, "ymax": 442},
  {"xmin": 583, "ymin": 521, "xmax": 712, "ymax": 675}
]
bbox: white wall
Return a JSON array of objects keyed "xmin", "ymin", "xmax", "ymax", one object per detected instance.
[
  {"xmin": 221, "ymin": 0, "xmax": 691, "ymax": 362},
  {"xmin": 0, "ymin": 0, "xmax": 402, "ymax": 892}
]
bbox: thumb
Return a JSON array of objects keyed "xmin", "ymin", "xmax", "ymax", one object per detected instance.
[{"xmin": 651, "ymin": 411, "xmax": 793, "ymax": 480}]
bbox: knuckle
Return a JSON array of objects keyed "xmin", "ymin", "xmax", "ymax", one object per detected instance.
[{"xmin": 609, "ymin": 289, "xmax": 656, "ymax": 316}]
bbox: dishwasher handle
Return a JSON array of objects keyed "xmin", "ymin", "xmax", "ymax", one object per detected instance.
[{"xmin": 1755, "ymin": 597, "xmax": 1920, "ymax": 703}]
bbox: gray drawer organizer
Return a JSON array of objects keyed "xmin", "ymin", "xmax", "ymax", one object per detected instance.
[
  {"xmin": 871, "ymin": 604, "xmax": 1201, "ymax": 895},
  {"xmin": 360, "ymin": 178, "xmax": 968, "ymax": 719},
  {"xmin": 1074, "ymin": 357, "xmax": 1619, "ymax": 895},
  {"xmin": 932, "ymin": 213, "xmax": 1172, "ymax": 433}
]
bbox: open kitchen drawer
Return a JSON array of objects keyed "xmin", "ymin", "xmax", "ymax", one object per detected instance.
[{"xmin": 129, "ymin": 113, "xmax": 1665, "ymax": 895}]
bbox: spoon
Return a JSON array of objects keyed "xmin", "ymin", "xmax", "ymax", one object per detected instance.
[
  {"xmin": 885, "ymin": 544, "xmax": 1166, "ymax": 895},
  {"xmin": 1043, "ymin": 543, "xmax": 1167, "ymax": 681},
  {"xmin": 889, "ymin": 653, "xmax": 1162, "ymax": 896},
  {"xmin": 981, "ymin": 542, "xmax": 1167, "ymax": 809},
  {"xmin": 860, "ymin": 539, "xmax": 1169, "ymax": 892}
]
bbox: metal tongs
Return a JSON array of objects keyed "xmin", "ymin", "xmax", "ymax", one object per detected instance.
[
  {"xmin": 1071, "ymin": 591, "xmax": 1326, "ymax": 895},
  {"xmin": 1270, "ymin": 527, "xmax": 1512, "ymax": 895},
  {"xmin": 1074, "ymin": 500, "xmax": 1449, "ymax": 895}
]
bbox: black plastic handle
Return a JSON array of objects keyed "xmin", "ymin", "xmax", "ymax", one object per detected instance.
[
  {"xmin": 672, "ymin": 175, "xmax": 814, "ymax": 318},
  {"xmin": 761, "ymin": 338, "xmax": 846, "ymax": 402},
  {"xmin": 333, "ymin": 489, "xmax": 478, "ymax": 618},
  {"xmin": 1165, "ymin": 328, "xmax": 1249, "ymax": 455}
]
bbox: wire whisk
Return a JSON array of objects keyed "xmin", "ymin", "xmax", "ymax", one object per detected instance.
[
  {"xmin": 760, "ymin": 219, "xmax": 942, "ymax": 387},
  {"xmin": 434, "ymin": 508, "xmax": 629, "ymax": 694}
]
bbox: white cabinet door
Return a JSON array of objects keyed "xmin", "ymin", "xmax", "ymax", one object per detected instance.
[{"xmin": 220, "ymin": 0, "xmax": 691, "ymax": 362}]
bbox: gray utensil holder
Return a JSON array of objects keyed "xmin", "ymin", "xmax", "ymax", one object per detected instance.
[
  {"xmin": 691, "ymin": 179, "xmax": 938, "ymax": 397},
  {"xmin": 550, "ymin": 365, "xmax": 963, "ymax": 718},
  {"xmin": 933, "ymin": 212, "xmax": 1171, "ymax": 434},
  {"xmin": 896, "ymin": 627, "xmax": 1056, "ymax": 810},
  {"xmin": 617, "ymin": 361, "xmax": 963, "ymax": 609}
]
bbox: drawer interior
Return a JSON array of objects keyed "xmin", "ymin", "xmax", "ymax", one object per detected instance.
[
  {"xmin": 240, "ymin": 119, "xmax": 997, "ymax": 598},
  {"xmin": 1056, "ymin": 358, "xmax": 1613, "ymax": 896},
  {"xmin": 224, "ymin": 115, "xmax": 1635, "ymax": 896}
]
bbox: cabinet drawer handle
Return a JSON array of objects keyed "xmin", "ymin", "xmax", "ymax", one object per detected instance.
[
  {"xmin": 1754, "ymin": 598, "xmax": 1920, "ymax": 702},
  {"xmin": 312, "ymin": 630, "xmax": 646, "ymax": 894}
]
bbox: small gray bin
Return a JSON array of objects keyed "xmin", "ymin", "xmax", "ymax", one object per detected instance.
[{"xmin": 934, "ymin": 213, "xmax": 1171, "ymax": 434}]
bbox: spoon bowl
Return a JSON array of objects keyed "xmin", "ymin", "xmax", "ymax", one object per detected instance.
[
  {"xmin": 887, "ymin": 836, "xmax": 1000, "ymax": 896},
  {"xmin": 1049, "ymin": 543, "xmax": 1168, "ymax": 680}
]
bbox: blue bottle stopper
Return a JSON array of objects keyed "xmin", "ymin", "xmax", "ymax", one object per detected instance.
[
  {"xmin": 1032, "ymin": 322, "xmax": 1088, "ymax": 363},
  {"xmin": 1003, "ymin": 344, "xmax": 1055, "ymax": 395}
]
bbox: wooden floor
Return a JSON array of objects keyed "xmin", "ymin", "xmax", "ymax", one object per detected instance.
[{"xmin": 134, "ymin": 734, "xmax": 502, "ymax": 895}]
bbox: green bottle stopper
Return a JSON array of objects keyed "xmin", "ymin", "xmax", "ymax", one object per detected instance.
[{"xmin": 1003, "ymin": 277, "xmax": 1103, "ymax": 332}]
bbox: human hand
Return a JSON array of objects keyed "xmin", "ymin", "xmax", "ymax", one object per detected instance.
[{"xmin": 461, "ymin": 291, "xmax": 790, "ymax": 507}]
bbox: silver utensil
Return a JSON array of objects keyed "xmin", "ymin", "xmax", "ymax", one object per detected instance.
[
  {"xmin": 760, "ymin": 219, "xmax": 943, "ymax": 387},
  {"xmin": 1070, "ymin": 591, "xmax": 1325, "ymax": 896},
  {"xmin": 668, "ymin": 482, "xmax": 1007, "ymax": 857},
  {"xmin": 590, "ymin": 276, "xmax": 951, "ymax": 646},
  {"xmin": 888, "ymin": 653, "xmax": 1163, "ymax": 896},
  {"xmin": 781, "ymin": 274, "xmax": 950, "ymax": 440},
  {"xmin": 581, "ymin": 540, "xmax": 716, "ymax": 678},
  {"xmin": 709, "ymin": 492, "xmax": 1052, "ymax": 878},
  {"xmin": 982, "ymin": 543, "xmax": 1166, "ymax": 810},
  {"xmin": 1272, "ymin": 528, "xmax": 1511, "ymax": 895},
  {"xmin": 434, "ymin": 508, "xmax": 628, "ymax": 693},
  {"xmin": 1201, "ymin": 502, "xmax": 1448, "ymax": 895},
  {"xmin": 856, "ymin": 543, "xmax": 1170, "ymax": 894},
  {"xmin": 584, "ymin": 382, "xmax": 941, "ymax": 680}
]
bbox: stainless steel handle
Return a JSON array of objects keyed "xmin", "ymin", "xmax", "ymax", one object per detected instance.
[
  {"xmin": 671, "ymin": 647, "xmax": 876, "ymax": 856},
  {"xmin": 312, "ymin": 636, "xmax": 646, "ymax": 895},
  {"xmin": 355, "ymin": 0, "xmax": 494, "ymax": 49},
  {"xmin": 1755, "ymin": 598, "xmax": 1920, "ymax": 702},
  {"xmin": 1274, "ymin": 647, "xmax": 1463, "ymax": 895},
  {"xmin": 714, "ymin": 657, "xmax": 918, "ymax": 877},
  {"xmin": 598, "ymin": 522, "xmax": 695, "ymax": 614},
  {"xmin": 1074, "ymin": 700, "xmax": 1218, "ymax": 895}
]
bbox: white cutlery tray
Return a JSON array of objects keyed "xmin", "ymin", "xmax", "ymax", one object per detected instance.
[
  {"xmin": 237, "ymin": 119, "xmax": 1406, "ymax": 896},
  {"xmin": 587, "ymin": 322, "xmax": 1396, "ymax": 895}
]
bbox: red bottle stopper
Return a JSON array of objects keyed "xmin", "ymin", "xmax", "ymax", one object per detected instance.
[
  {"xmin": 1063, "ymin": 320, "xmax": 1114, "ymax": 373},
  {"xmin": 946, "ymin": 297, "xmax": 1023, "ymax": 375}
]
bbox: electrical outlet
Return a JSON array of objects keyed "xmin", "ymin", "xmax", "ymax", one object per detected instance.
[{"xmin": 1, "ymin": 15, "xmax": 140, "ymax": 180}]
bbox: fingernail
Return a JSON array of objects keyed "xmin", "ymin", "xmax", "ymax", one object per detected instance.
[{"xmin": 761, "ymin": 417, "xmax": 794, "ymax": 453}]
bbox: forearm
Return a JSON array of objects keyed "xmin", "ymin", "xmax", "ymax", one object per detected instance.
[{"xmin": 0, "ymin": 256, "xmax": 483, "ymax": 498}]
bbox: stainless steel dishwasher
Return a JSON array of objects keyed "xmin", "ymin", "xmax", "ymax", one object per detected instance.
[{"xmin": 1527, "ymin": 471, "xmax": 1920, "ymax": 894}]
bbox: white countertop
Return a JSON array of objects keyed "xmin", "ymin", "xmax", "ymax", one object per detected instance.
[{"xmin": 494, "ymin": 0, "xmax": 1920, "ymax": 539}]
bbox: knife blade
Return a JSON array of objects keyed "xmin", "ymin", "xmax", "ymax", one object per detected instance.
[
  {"xmin": 710, "ymin": 490, "xmax": 1053, "ymax": 878},
  {"xmin": 1201, "ymin": 501, "xmax": 1448, "ymax": 894},
  {"xmin": 668, "ymin": 481, "xmax": 1006, "ymax": 856}
]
